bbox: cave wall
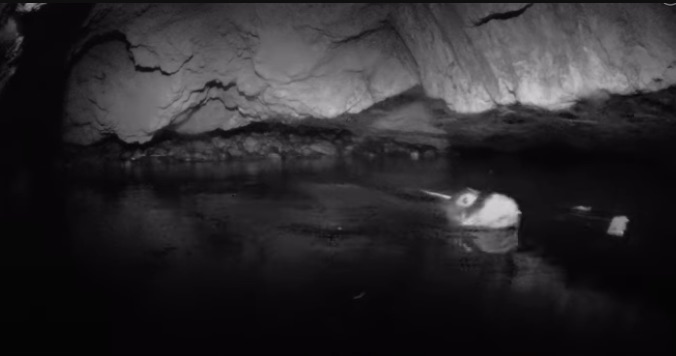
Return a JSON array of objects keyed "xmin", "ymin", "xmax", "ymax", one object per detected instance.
[
  {"xmin": 64, "ymin": 4, "xmax": 418, "ymax": 144},
  {"xmin": 393, "ymin": 3, "xmax": 676, "ymax": 112},
  {"xmin": 63, "ymin": 3, "xmax": 676, "ymax": 144},
  {"xmin": 0, "ymin": 4, "xmax": 21, "ymax": 95},
  {"xmin": 0, "ymin": 3, "xmax": 45, "ymax": 96}
]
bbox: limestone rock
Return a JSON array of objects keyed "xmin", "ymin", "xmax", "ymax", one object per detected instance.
[
  {"xmin": 391, "ymin": 3, "xmax": 676, "ymax": 112},
  {"xmin": 370, "ymin": 101, "xmax": 446, "ymax": 135},
  {"xmin": 63, "ymin": 41, "xmax": 174, "ymax": 144},
  {"xmin": 64, "ymin": 3, "xmax": 419, "ymax": 144},
  {"xmin": 63, "ymin": 3, "xmax": 676, "ymax": 144}
]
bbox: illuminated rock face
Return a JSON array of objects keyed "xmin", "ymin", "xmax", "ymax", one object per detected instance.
[
  {"xmin": 63, "ymin": 4, "xmax": 419, "ymax": 144},
  {"xmin": 393, "ymin": 3, "xmax": 676, "ymax": 112},
  {"xmin": 63, "ymin": 3, "xmax": 676, "ymax": 144}
]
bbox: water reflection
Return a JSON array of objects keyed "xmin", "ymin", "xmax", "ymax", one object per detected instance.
[
  {"xmin": 65, "ymin": 156, "xmax": 676, "ymax": 354},
  {"xmin": 468, "ymin": 229, "xmax": 519, "ymax": 254}
]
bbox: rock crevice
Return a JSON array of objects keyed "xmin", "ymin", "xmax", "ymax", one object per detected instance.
[{"xmin": 472, "ymin": 3, "xmax": 534, "ymax": 27}]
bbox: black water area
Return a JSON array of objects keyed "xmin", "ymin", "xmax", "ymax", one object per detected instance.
[{"xmin": 4, "ymin": 152, "xmax": 676, "ymax": 355}]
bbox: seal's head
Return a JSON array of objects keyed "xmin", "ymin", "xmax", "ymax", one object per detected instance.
[{"xmin": 445, "ymin": 188, "xmax": 521, "ymax": 229}]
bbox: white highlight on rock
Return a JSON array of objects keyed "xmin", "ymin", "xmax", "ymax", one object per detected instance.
[
  {"xmin": 607, "ymin": 216, "xmax": 629, "ymax": 237},
  {"xmin": 459, "ymin": 193, "xmax": 521, "ymax": 229}
]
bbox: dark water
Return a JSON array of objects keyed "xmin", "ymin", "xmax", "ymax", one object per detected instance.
[{"xmin": 9, "ymin": 154, "xmax": 676, "ymax": 355}]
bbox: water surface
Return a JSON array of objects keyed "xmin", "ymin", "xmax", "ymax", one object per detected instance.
[{"xmin": 60, "ymin": 155, "xmax": 676, "ymax": 355}]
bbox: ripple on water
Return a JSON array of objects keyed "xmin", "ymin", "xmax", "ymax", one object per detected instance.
[{"xmin": 65, "ymin": 155, "xmax": 676, "ymax": 354}]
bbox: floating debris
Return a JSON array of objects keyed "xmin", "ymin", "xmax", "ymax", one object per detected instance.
[
  {"xmin": 607, "ymin": 216, "xmax": 630, "ymax": 237},
  {"xmin": 572, "ymin": 205, "xmax": 592, "ymax": 212},
  {"xmin": 353, "ymin": 291, "xmax": 366, "ymax": 300}
]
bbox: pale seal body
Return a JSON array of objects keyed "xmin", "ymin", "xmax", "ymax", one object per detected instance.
[{"xmin": 422, "ymin": 188, "xmax": 521, "ymax": 229}]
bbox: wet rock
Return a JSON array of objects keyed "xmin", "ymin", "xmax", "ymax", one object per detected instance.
[
  {"xmin": 298, "ymin": 146, "xmax": 312, "ymax": 157},
  {"xmin": 288, "ymin": 134, "xmax": 301, "ymax": 145},
  {"xmin": 309, "ymin": 141, "xmax": 338, "ymax": 156},
  {"xmin": 265, "ymin": 137, "xmax": 282, "ymax": 153},
  {"xmin": 242, "ymin": 136, "xmax": 260, "ymax": 155},
  {"xmin": 227, "ymin": 146, "xmax": 243, "ymax": 158},
  {"xmin": 382, "ymin": 142, "xmax": 395, "ymax": 155},
  {"xmin": 370, "ymin": 101, "xmax": 446, "ymax": 136},
  {"xmin": 210, "ymin": 136, "xmax": 230, "ymax": 150},
  {"xmin": 119, "ymin": 147, "xmax": 145, "ymax": 162},
  {"xmin": 172, "ymin": 146, "xmax": 190, "ymax": 161},
  {"xmin": 422, "ymin": 149, "xmax": 436, "ymax": 159},
  {"xmin": 66, "ymin": 121, "xmax": 454, "ymax": 165},
  {"xmin": 192, "ymin": 152, "xmax": 208, "ymax": 162},
  {"xmin": 190, "ymin": 140, "xmax": 213, "ymax": 154},
  {"xmin": 151, "ymin": 147, "xmax": 169, "ymax": 157},
  {"xmin": 267, "ymin": 152, "xmax": 282, "ymax": 161},
  {"xmin": 218, "ymin": 152, "xmax": 229, "ymax": 161}
]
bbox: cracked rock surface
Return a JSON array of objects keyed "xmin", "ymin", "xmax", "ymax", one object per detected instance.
[{"xmin": 64, "ymin": 3, "xmax": 676, "ymax": 145}]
